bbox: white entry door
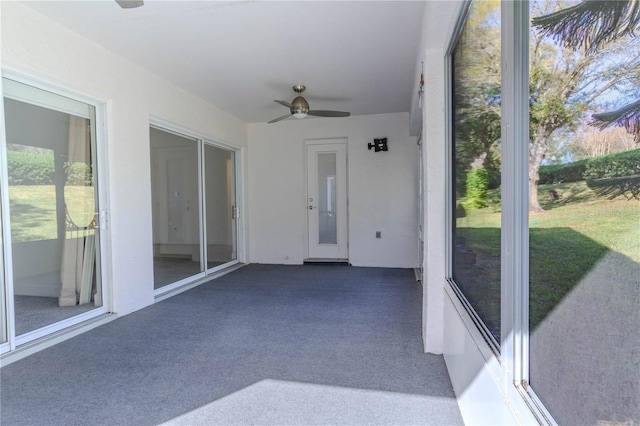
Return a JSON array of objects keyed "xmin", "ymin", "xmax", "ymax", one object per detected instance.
[{"xmin": 306, "ymin": 142, "xmax": 348, "ymax": 260}]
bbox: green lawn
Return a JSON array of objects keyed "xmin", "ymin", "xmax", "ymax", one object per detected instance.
[
  {"xmin": 8, "ymin": 181, "xmax": 639, "ymax": 335},
  {"xmin": 458, "ymin": 181, "xmax": 639, "ymax": 260},
  {"xmin": 533, "ymin": 182, "xmax": 639, "ymax": 261},
  {"xmin": 456, "ymin": 180, "xmax": 639, "ymax": 337},
  {"xmin": 8, "ymin": 185, "xmax": 95, "ymax": 243}
]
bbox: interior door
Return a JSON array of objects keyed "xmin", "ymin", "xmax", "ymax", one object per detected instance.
[
  {"xmin": 153, "ymin": 146, "xmax": 199, "ymax": 253},
  {"xmin": 306, "ymin": 142, "xmax": 347, "ymax": 260}
]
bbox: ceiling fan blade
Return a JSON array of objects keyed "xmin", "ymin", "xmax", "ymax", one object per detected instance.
[
  {"xmin": 274, "ymin": 100, "xmax": 292, "ymax": 108},
  {"xmin": 267, "ymin": 114, "xmax": 292, "ymax": 124},
  {"xmin": 308, "ymin": 110, "xmax": 351, "ymax": 118},
  {"xmin": 116, "ymin": 0, "xmax": 144, "ymax": 8}
]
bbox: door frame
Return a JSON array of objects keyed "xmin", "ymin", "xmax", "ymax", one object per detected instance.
[
  {"xmin": 201, "ymin": 140, "xmax": 238, "ymax": 273},
  {"xmin": 417, "ymin": 129, "xmax": 424, "ymax": 281},
  {"xmin": 0, "ymin": 69, "xmax": 113, "ymax": 354},
  {"xmin": 304, "ymin": 138, "xmax": 349, "ymax": 261},
  {"xmin": 149, "ymin": 118, "xmax": 245, "ymax": 299}
]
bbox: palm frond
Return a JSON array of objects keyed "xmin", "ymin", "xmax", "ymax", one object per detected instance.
[
  {"xmin": 532, "ymin": 0, "xmax": 640, "ymax": 53},
  {"xmin": 591, "ymin": 99, "xmax": 640, "ymax": 141}
]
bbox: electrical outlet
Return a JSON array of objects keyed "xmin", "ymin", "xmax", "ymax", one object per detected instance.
[{"xmin": 376, "ymin": 231, "xmax": 381, "ymax": 239}]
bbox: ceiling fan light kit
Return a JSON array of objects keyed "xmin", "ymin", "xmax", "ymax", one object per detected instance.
[{"xmin": 268, "ymin": 84, "xmax": 350, "ymax": 123}]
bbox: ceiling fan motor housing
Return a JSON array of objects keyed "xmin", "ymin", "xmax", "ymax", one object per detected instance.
[{"xmin": 291, "ymin": 96, "xmax": 309, "ymax": 118}]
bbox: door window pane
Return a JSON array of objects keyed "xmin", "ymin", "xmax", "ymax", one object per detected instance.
[
  {"xmin": 204, "ymin": 144, "xmax": 236, "ymax": 268},
  {"xmin": 149, "ymin": 127, "xmax": 202, "ymax": 288},
  {"xmin": 528, "ymin": 1, "xmax": 640, "ymax": 423},
  {"xmin": 3, "ymin": 86, "xmax": 101, "ymax": 336},
  {"xmin": 451, "ymin": 0, "xmax": 502, "ymax": 343},
  {"xmin": 317, "ymin": 153, "xmax": 337, "ymax": 245}
]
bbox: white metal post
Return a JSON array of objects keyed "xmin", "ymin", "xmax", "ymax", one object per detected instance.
[{"xmin": 500, "ymin": 0, "xmax": 530, "ymax": 390}]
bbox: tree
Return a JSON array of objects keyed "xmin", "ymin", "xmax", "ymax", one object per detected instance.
[
  {"xmin": 527, "ymin": 0, "xmax": 640, "ymax": 211},
  {"xmin": 453, "ymin": 1, "xmax": 638, "ymax": 211},
  {"xmin": 453, "ymin": 0, "xmax": 502, "ymax": 193},
  {"xmin": 575, "ymin": 122, "xmax": 636, "ymax": 158},
  {"xmin": 533, "ymin": 0, "xmax": 640, "ymax": 141}
]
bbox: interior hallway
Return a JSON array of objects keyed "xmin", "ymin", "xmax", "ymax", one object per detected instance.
[{"xmin": 0, "ymin": 264, "xmax": 462, "ymax": 425}]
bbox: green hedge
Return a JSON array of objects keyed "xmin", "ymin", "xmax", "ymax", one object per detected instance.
[
  {"xmin": 539, "ymin": 159, "xmax": 588, "ymax": 184},
  {"xmin": 7, "ymin": 151, "xmax": 54, "ymax": 185},
  {"xmin": 65, "ymin": 162, "xmax": 92, "ymax": 186},
  {"xmin": 539, "ymin": 148, "xmax": 640, "ymax": 184},
  {"xmin": 463, "ymin": 167, "xmax": 489, "ymax": 209},
  {"xmin": 7, "ymin": 150, "xmax": 92, "ymax": 186},
  {"xmin": 583, "ymin": 149, "xmax": 640, "ymax": 180}
]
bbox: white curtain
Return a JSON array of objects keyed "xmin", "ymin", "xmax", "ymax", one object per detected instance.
[
  {"xmin": 59, "ymin": 115, "xmax": 93, "ymax": 307},
  {"xmin": 59, "ymin": 238, "xmax": 84, "ymax": 306}
]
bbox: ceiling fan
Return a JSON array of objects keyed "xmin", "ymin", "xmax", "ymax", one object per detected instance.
[
  {"xmin": 116, "ymin": 0, "xmax": 144, "ymax": 9},
  {"xmin": 268, "ymin": 85, "xmax": 350, "ymax": 124}
]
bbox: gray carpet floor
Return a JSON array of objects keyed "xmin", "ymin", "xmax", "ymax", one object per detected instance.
[
  {"xmin": 154, "ymin": 257, "xmax": 225, "ymax": 289},
  {"xmin": 153, "ymin": 257, "xmax": 203, "ymax": 289},
  {"xmin": 1, "ymin": 264, "xmax": 463, "ymax": 426},
  {"xmin": 13, "ymin": 296, "xmax": 98, "ymax": 336}
]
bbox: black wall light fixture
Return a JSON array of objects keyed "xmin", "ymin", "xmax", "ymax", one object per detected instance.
[{"xmin": 368, "ymin": 138, "xmax": 388, "ymax": 152}]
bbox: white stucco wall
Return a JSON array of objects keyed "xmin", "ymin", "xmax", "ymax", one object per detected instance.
[
  {"xmin": 417, "ymin": 0, "xmax": 464, "ymax": 357},
  {"xmin": 422, "ymin": 47, "xmax": 448, "ymax": 355},
  {"xmin": 1, "ymin": 2, "xmax": 248, "ymax": 317},
  {"xmin": 247, "ymin": 113, "xmax": 419, "ymax": 268}
]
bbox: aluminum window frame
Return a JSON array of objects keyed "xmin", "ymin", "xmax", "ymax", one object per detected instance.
[
  {"xmin": 445, "ymin": 1, "xmax": 558, "ymax": 423},
  {"xmin": 500, "ymin": 0, "xmax": 531, "ymax": 401},
  {"xmin": 446, "ymin": 0, "xmax": 502, "ymax": 357}
]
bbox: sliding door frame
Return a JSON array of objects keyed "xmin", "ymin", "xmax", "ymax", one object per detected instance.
[
  {"xmin": 0, "ymin": 68, "xmax": 113, "ymax": 354},
  {"xmin": 150, "ymin": 118, "xmax": 244, "ymax": 299},
  {"xmin": 201, "ymin": 141, "xmax": 239, "ymax": 275},
  {"xmin": 149, "ymin": 125, "xmax": 206, "ymax": 293}
]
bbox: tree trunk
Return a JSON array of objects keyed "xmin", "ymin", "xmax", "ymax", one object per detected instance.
[
  {"xmin": 529, "ymin": 134, "xmax": 549, "ymax": 212},
  {"xmin": 529, "ymin": 174, "xmax": 543, "ymax": 213}
]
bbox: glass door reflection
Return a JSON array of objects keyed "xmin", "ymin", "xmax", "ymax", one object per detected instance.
[
  {"xmin": 204, "ymin": 144, "xmax": 236, "ymax": 269},
  {"xmin": 3, "ymin": 80, "xmax": 102, "ymax": 336},
  {"xmin": 317, "ymin": 153, "xmax": 337, "ymax": 245},
  {"xmin": 149, "ymin": 127, "xmax": 202, "ymax": 289}
]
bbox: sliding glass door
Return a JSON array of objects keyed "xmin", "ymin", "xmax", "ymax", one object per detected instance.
[
  {"xmin": 1, "ymin": 77, "xmax": 105, "ymax": 347},
  {"xmin": 0, "ymin": 195, "xmax": 6, "ymax": 345},
  {"xmin": 204, "ymin": 144, "xmax": 236, "ymax": 269},
  {"xmin": 150, "ymin": 126, "xmax": 239, "ymax": 291},
  {"xmin": 149, "ymin": 128, "xmax": 202, "ymax": 289}
]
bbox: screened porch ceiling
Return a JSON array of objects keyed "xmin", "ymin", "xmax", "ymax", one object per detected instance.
[{"xmin": 23, "ymin": 0, "xmax": 460, "ymax": 124}]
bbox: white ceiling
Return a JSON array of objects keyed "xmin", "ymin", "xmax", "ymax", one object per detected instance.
[{"xmin": 23, "ymin": 0, "xmax": 427, "ymax": 124}]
